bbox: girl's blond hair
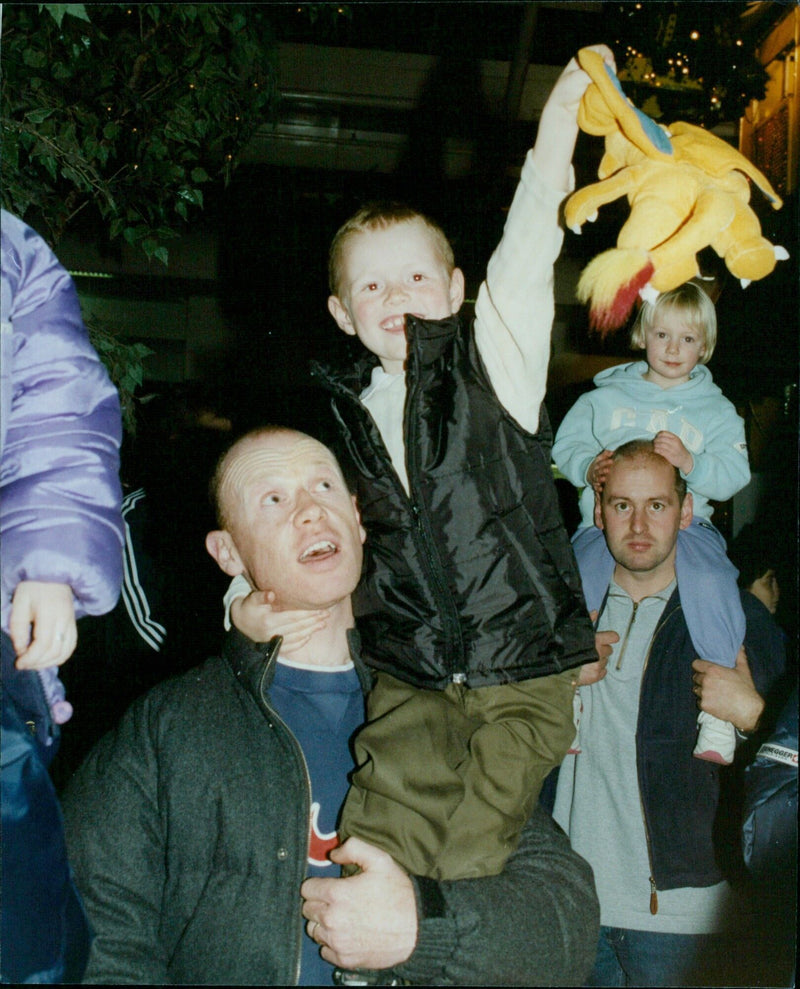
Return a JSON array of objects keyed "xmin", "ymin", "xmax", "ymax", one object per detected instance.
[{"xmin": 631, "ymin": 280, "xmax": 717, "ymax": 362}]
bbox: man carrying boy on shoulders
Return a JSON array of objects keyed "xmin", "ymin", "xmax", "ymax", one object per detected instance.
[{"xmin": 63, "ymin": 427, "xmax": 601, "ymax": 987}]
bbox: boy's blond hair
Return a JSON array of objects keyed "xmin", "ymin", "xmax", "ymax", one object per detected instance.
[
  {"xmin": 328, "ymin": 202, "xmax": 455, "ymax": 298},
  {"xmin": 630, "ymin": 280, "xmax": 718, "ymax": 362}
]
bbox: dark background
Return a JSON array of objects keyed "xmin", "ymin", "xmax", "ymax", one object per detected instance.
[{"xmin": 53, "ymin": 1, "xmax": 798, "ymax": 786}]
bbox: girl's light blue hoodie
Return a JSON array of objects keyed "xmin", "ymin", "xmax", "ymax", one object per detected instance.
[{"xmin": 552, "ymin": 360, "xmax": 750, "ymax": 528}]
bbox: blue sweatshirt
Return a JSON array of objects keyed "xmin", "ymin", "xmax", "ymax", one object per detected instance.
[{"xmin": 552, "ymin": 360, "xmax": 750, "ymax": 527}]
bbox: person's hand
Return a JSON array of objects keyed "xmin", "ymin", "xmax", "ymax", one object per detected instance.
[
  {"xmin": 534, "ymin": 44, "xmax": 616, "ymax": 190},
  {"xmin": 9, "ymin": 581, "xmax": 77, "ymax": 669},
  {"xmin": 653, "ymin": 430, "xmax": 694, "ymax": 475},
  {"xmin": 577, "ymin": 611, "xmax": 618, "ymax": 685},
  {"xmin": 301, "ymin": 837, "xmax": 417, "ymax": 972},
  {"xmin": 230, "ymin": 590, "xmax": 329, "ymax": 652},
  {"xmin": 548, "ymin": 44, "xmax": 616, "ymax": 117},
  {"xmin": 587, "ymin": 450, "xmax": 614, "ymax": 492},
  {"xmin": 692, "ymin": 647, "xmax": 764, "ymax": 733}
]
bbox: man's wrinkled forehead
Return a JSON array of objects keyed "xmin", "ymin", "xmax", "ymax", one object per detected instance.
[
  {"xmin": 220, "ymin": 433, "xmax": 341, "ymax": 510},
  {"xmin": 601, "ymin": 459, "xmax": 677, "ymax": 504}
]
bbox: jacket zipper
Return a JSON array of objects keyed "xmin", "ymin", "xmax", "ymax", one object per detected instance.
[
  {"xmin": 403, "ymin": 341, "xmax": 465, "ymax": 682},
  {"xmin": 257, "ymin": 647, "xmax": 312, "ymax": 985},
  {"xmin": 637, "ymin": 602, "xmax": 681, "ymax": 915},
  {"xmin": 327, "ymin": 355, "xmax": 465, "ymax": 682},
  {"xmin": 615, "ymin": 600, "xmax": 639, "ymax": 670}
]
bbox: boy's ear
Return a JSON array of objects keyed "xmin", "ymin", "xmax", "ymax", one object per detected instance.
[
  {"xmin": 328, "ymin": 295, "xmax": 356, "ymax": 336},
  {"xmin": 449, "ymin": 268, "xmax": 466, "ymax": 313},
  {"xmin": 206, "ymin": 530, "xmax": 245, "ymax": 577}
]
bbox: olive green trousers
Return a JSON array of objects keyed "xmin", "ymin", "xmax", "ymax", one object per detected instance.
[{"xmin": 339, "ymin": 667, "xmax": 576, "ymax": 880}]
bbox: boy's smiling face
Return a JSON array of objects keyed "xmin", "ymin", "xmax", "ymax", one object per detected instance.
[{"xmin": 327, "ymin": 218, "xmax": 465, "ymax": 375}]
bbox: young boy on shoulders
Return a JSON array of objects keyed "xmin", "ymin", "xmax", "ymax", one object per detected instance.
[{"xmin": 228, "ymin": 46, "xmax": 617, "ymax": 881}]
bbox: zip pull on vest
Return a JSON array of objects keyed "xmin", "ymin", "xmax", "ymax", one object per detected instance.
[{"xmin": 650, "ymin": 876, "xmax": 659, "ymax": 915}]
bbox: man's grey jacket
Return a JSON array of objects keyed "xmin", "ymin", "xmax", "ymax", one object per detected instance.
[{"xmin": 62, "ymin": 628, "xmax": 600, "ymax": 986}]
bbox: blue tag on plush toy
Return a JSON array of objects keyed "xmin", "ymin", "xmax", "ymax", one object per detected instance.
[{"xmin": 603, "ymin": 62, "xmax": 673, "ymax": 156}]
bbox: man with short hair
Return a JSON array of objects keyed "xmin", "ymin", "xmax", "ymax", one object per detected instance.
[
  {"xmin": 552, "ymin": 439, "xmax": 785, "ymax": 987},
  {"xmin": 63, "ymin": 426, "xmax": 600, "ymax": 987}
]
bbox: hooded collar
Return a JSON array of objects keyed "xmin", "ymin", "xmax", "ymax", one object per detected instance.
[
  {"xmin": 594, "ymin": 359, "xmax": 714, "ymax": 393},
  {"xmin": 311, "ymin": 313, "xmax": 463, "ymax": 397}
]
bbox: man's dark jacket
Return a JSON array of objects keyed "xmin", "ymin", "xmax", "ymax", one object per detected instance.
[
  {"xmin": 637, "ymin": 588, "xmax": 785, "ymax": 896},
  {"xmin": 311, "ymin": 313, "xmax": 596, "ymax": 690},
  {"xmin": 62, "ymin": 629, "xmax": 601, "ymax": 986}
]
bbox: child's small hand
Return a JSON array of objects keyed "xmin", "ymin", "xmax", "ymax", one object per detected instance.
[
  {"xmin": 549, "ymin": 44, "xmax": 616, "ymax": 117},
  {"xmin": 587, "ymin": 449, "xmax": 614, "ymax": 492},
  {"xmin": 230, "ymin": 590, "xmax": 330, "ymax": 654},
  {"xmin": 534, "ymin": 44, "xmax": 616, "ymax": 189},
  {"xmin": 653, "ymin": 431, "xmax": 694, "ymax": 475}
]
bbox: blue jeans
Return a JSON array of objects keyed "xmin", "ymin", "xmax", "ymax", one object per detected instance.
[
  {"xmin": 586, "ymin": 926, "xmax": 735, "ymax": 987},
  {"xmin": 1, "ymin": 632, "xmax": 90, "ymax": 983}
]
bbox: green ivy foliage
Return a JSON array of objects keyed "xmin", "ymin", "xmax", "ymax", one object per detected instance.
[
  {"xmin": 85, "ymin": 316, "xmax": 154, "ymax": 436},
  {"xmin": 1, "ymin": 3, "xmax": 278, "ymax": 264}
]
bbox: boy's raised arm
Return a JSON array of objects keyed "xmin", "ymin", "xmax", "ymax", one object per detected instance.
[
  {"xmin": 474, "ymin": 46, "xmax": 615, "ymax": 435},
  {"xmin": 677, "ymin": 407, "xmax": 751, "ymax": 502}
]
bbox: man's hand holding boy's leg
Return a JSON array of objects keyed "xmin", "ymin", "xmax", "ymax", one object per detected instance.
[{"xmin": 301, "ymin": 837, "xmax": 417, "ymax": 973}]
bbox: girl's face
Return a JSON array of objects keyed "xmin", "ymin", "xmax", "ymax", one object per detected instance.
[
  {"xmin": 642, "ymin": 308, "xmax": 706, "ymax": 389},
  {"xmin": 749, "ymin": 569, "xmax": 780, "ymax": 614}
]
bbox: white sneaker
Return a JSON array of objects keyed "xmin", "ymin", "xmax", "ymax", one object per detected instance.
[{"xmin": 693, "ymin": 711, "xmax": 736, "ymax": 764}]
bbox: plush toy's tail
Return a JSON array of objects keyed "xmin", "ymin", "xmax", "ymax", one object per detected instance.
[{"xmin": 577, "ymin": 248, "xmax": 655, "ymax": 335}]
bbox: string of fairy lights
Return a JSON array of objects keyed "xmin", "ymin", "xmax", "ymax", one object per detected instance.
[{"xmin": 609, "ymin": 2, "xmax": 771, "ymax": 125}]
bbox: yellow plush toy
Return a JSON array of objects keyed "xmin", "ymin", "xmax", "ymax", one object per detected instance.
[{"xmin": 566, "ymin": 47, "xmax": 787, "ymax": 335}]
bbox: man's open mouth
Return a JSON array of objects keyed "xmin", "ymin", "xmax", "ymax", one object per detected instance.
[{"xmin": 299, "ymin": 540, "xmax": 338, "ymax": 562}]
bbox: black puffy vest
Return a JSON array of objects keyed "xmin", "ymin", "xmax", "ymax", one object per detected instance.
[{"xmin": 311, "ymin": 313, "xmax": 596, "ymax": 690}]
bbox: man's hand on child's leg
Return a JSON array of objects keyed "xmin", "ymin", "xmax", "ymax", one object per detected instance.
[{"xmin": 301, "ymin": 838, "xmax": 417, "ymax": 972}]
